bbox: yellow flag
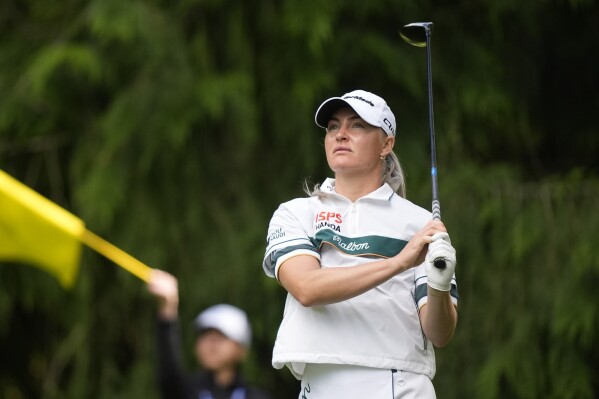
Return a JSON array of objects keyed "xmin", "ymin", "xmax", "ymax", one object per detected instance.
[
  {"xmin": 0, "ymin": 169, "xmax": 151, "ymax": 288},
  {"xmin": 0, "ymin": 170, "xmax": 84, "ymax": 288}
]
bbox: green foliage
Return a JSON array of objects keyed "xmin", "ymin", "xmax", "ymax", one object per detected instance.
[
  {"xmin": 436, "ymin": 166, "xmax": 599, "ymax": 398},
  {"xmin": 1, "ymin": 0, "xmax": 598, "ymax": 398}
]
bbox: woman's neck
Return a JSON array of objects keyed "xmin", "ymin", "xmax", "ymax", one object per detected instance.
[{"xmin": 333, "ymin": 174, "xmax": 383, "ymax": 202}]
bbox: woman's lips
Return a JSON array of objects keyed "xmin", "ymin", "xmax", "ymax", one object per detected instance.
[{"xmin": 334, "ymin": 147, "xmax": 351, "ymax": 153}]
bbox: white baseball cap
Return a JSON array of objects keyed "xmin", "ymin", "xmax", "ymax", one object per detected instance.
[
  {"xmin": 315, "ymin": 89, "xmax": 396, "ymax": 136},
  {"xmin": 194, "ymin": 304, "xmax": 252, "ymax": 347}
]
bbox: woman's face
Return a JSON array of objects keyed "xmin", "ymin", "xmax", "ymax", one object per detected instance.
[{"xmin": 324, "ymin": 107, "xmax": 394, "ymax": 177}]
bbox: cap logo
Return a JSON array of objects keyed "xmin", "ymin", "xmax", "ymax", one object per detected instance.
[
  {"xmin": 383, "ymin": 118, "xmax": 394, "ymax": 134},
  {"xmin": 342, "ymin": 95, "xmax": 374, "ymax": 107}
]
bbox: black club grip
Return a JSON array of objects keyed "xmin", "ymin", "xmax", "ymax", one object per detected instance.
[{"xmin": 433, "ymin": 258, "xmax": 446, "ymax": 269}]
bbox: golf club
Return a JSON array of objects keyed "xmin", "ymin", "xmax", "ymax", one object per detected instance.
[{"xmin": 400, "ymin": 22, "xmax": 446, "ymax": 270}]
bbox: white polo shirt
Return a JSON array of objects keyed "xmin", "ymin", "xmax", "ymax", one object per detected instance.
[{"xmin": 263, "ymin": 178, "xmax": 458, "ymax": 380}]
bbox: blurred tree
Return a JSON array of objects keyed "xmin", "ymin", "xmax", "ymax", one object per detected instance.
[{"xmin": 0, "ymin": 0, "xmax": 597, "ymax": 398}]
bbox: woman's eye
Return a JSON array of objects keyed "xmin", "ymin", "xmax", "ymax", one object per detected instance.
[
  {"xmin": 327, "ymin": 123, "xmax": 339, "ymax": 131},
  {"xmin": 352, "ymin": 122, "xmax": 365, "ymax": 129}
]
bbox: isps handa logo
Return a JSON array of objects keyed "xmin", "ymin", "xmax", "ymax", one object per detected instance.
[{"xmin": 315, "ymin": 211, "xmax": 342, "ymax": 232}]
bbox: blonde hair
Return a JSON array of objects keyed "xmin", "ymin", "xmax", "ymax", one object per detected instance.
[{"xmin": 383, "ymin": 151, "xmax": 406, "ymax": 198}]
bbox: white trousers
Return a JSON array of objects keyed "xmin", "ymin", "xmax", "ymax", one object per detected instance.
[{"xmin": 298, "ymin": 364, "xmax": 436, "ymax": 399}]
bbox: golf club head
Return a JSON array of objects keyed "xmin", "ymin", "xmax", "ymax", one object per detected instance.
[{"xmin": 399, "ymin": 22, "xmax": 433, "ymax": 47}]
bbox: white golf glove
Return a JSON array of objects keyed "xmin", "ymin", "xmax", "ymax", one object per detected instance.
[{"xmin": 425, "ymin": 232, "xmax": 456, "ymax": 291}]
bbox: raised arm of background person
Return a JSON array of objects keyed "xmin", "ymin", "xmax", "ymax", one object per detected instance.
[
  {"xmin": 147, "ymin": 270, "xmax": 189, "ymax": 399},
  {"xmin": 278, "ymin": 220, "xmax": 447, "ymax": 307}
]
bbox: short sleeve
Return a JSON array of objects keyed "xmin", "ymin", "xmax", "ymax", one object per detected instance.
[
  {"xmin": 414, "ymin": 262, "xmax": 459, "ymax": 309},
  {"xmin": 263, "ymin": 202, "xmax": 320, "ymax": 279}
]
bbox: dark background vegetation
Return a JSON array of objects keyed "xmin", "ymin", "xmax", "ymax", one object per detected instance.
[{"xmin": 1, "ymin": 0, "xmax": 598, "ymax": 398}]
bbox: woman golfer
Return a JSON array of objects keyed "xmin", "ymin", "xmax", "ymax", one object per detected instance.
[{"xmin": 263, "ymin": 90, "xmax": 458, "ymax": 398}]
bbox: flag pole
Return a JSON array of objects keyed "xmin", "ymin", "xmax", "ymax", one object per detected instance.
[{"xmin": 79, "ymin": 230, "xmax": 152, "ymax": 282}]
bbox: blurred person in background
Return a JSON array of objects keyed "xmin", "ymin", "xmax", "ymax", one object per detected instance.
[
  {"xmin": 148, "ymin": 269, "xmax": 272, "ymax": 399},
  {"xmin": 263, "ymin": 90, "xmax": 459, "ymax": 398}
]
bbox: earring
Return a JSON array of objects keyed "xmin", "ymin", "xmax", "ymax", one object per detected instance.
[{"xmin": 380, "ymin": 155, "xmax": 385, "ymax": 160}]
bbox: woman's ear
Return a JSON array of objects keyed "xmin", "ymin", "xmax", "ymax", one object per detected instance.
[{"xmin": 381, "ymin": 136, "xmax": 395, "ymax": 157}]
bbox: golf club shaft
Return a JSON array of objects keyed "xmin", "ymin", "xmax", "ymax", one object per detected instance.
[{"xmin": 424, "ymin": 27, "xmax": 446, "ymax": 270}]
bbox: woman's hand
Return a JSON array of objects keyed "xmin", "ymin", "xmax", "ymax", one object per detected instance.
[{"xmin": 397, "ymin": 219, "xmax": 448, "ymax": 268}]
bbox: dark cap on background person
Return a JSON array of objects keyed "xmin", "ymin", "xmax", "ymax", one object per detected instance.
[
  {"xmin": 193, "ymin": 304, "xmax": 252, "ymax": 348},
  {"xmin": 315, "ymin": 89, "xmax": 396, "ymax": 137}
]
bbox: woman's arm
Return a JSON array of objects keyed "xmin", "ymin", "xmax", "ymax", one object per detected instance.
[
  {"xmin": 419, "ymin": 290, "xmax": 458, "ymax": 348},
  {"xmin": 278, "ymin": 220, "xmax": 448, "ymax": 307},
  {"xmin": 278, "ymin": 255, "xmax": 407, "ymax": 306}
]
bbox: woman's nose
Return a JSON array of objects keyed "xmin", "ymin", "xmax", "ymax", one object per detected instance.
[{"xmin": 335, "ymin": 125, "xmax": 348, "ymax": 141}]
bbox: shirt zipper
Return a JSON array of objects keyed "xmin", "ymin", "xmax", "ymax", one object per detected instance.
[{"xmin": 350, "ymin": 202, "xmax": 357, "ymax": 233}]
